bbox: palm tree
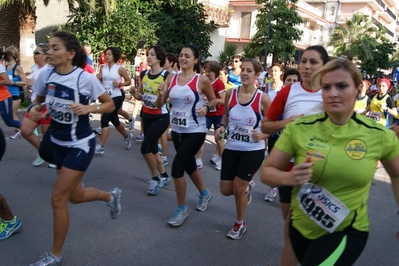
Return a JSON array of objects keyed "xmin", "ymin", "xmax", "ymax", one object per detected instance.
[{"xmin": 329, "ymin": 13, "xmax": 377, "ymax": 61}]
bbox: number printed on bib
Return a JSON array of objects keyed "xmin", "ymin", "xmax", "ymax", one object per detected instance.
[
  {"xmin": 170, "ymin": 109, "xmax": 189, "ymax": 128},
  {"xmin": 46, "ymin": 95, "xmax": 75, "ymax": 124},
  {"xmin": 104, "ymin": 86, "xmax": 112, "ymax": 96},
  {"xmin": 368, "ymin": 111, "xmax": 382, "ymax": 121},
  {"xmin": 142, "ymin": 94, "xmax": 157, "ymax": 109},
  {"xmin": 297, "ymin": 183, "xmax": 350, "ymax": 233},
  {"xmin": 227, "ymin": 123, "xmax": 252, "ymax": 143}
]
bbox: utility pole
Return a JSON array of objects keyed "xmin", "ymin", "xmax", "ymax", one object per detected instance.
[{"xmin": 263, "ymin": 0, "xmax": 273, "ymax": 67}]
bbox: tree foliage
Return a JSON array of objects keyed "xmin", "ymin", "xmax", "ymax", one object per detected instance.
[
  {"xmin": 64, "ymin": 0, "xmax": 156, "ymax": 60},
  {"xmin": 248, "ymin": 0, "xmax": 303, "ymax": 62},
  {"xmin": 329, "ymin": 13, "xmax": 377, "ymax": 61},
  {"xmin": 217, "ymin": 43, "xmax": 237, "ymax": 66},
  {"xmin": 147, "ymin": 0, "xmax": 216, "ymax": 58},
  {"xmin": 360, "ymin": 40, "xmax": 396, "ymax": 77}
]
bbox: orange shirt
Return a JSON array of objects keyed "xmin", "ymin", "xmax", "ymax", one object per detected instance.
[{"xmin": 0, "ymin": 64, "xmax": 11, "ymax": 101}]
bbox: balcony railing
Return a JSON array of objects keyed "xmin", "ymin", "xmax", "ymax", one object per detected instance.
[
  {"xmin": 386, "ymin": 7, "xmax": 396, "ymax": 20},
  {"xmin": 372, "ymin": 17, "xmax": 382, "ymax": 27},
  {"xmin": 203, "ymin": 2, "xmax": 234, "ymax": 27},
  {"xmin": 386, "ymin": 28, "xmax": 394, "ymax": 37},
  {"xmin": 376, "ymin": 0, "xmax": 385, "ymax": 9}
]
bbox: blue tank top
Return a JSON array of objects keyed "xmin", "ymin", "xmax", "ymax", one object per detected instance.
[
  {"xmin": 6, "ymin": 66, "xmax": 21, "ymax": 96},
  {"xmin": 228, "ymin": 69, "xmax": 241, "ymax": 86}
]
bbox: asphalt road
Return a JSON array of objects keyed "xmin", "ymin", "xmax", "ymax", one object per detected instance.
[{"xmin": 1, "ymin": 102, "xmax": 399, "ymax": 266}]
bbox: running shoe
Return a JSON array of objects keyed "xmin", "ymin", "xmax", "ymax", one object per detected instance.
[
  {"xmin": 124, "ymin": 133, "xmax": 133, "ymax": 150},
  {"xmin": 196, "ymin": 158, "xmax": 203, "ymax": 170},
  {"xmin": 107, "ymin": 187, "xmax": 122, "ymax": 219},
  {"xmin": 147, "ymin": 177, "xmax": 164, "ymax": 195},
  {"xmin": 158, "ymin": 144, "xmax": 162, "ymax": 155},
  {"xmin": 161, "ymin": 173, "xmax": 172, "ymax": 185},
  {"xmin": 10, "ymin": 130, "xmax": 22, "ymax": 139},
  {"xmin": 0, "ymin": 216, "xmax": 21, "ymax": 240},
  {"xmin": 227, "ymin": 221, "xmax": 246, "ymax": 240},
  {"xmin": 29, "ymin": 252, "xmax": 62, "ymax": 266},
  {"xmin": 210, "ymin": 153, "xmax": 220, "ymax": 164},
  {"xmin": 93, "ymin": 127, "xmax": 102, "ymax": 135},
  {"xmin": 215, "ymin": 159, "xmax": 222, "ymax": 171},
  {"xmin": 95, "ymin": 144, "xmax": 105, "ymax": 155},
  {"xmin": 167, "ymin": 207, "xmax": 189, "ymax": 227},
  {"xmin": 48, "ymin": 164, "xmax": 57, "ymax": 169},
  {"xmin": 32, "ymin": 155, "xmax": 44, "ymax": 167},
  {"xmin": 196, "ymin": 190, "xmax": 212, "ymax": 211},
  {"xmin": 133, "ymin": 133, "xmax": 144, "ymax": 142},
  {"xmin": 246, "ymin": 180, "xmax": 255, "ymax": 206},
  {"xmin": 162, "ymin": 156, "xmax": 168, "ymax": 166},
  {"xmin": 264, "ymin": 187, "xmax": 277, "ymax": 202}
]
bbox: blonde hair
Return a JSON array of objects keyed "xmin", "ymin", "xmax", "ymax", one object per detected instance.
[
  {"xmin": 311, "ymin": 58, "xmax": 362, "ymax": 91},
  {"xmin": 5, "ymin": 45, "xmax": 21, "ymax": 63}
]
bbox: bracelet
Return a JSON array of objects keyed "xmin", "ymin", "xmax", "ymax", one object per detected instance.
[
  {"xmin": 205, "ymin": 105, "xmax": 211, "ymax": 112},
  {"xmin": 27, "ymin": 103, "xmax": 37, "ymax": 112},
  {"xmin": 219, "ymin": 123, "xmax": 226, "ymax": 129}
]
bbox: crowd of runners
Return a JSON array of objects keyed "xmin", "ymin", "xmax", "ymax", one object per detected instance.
[{"xmin": 1, "ymin": 30, "xmax": 399, "ymax": 266}]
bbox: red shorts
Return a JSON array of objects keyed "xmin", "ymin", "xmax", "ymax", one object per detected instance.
[{"xmin": 24, "ymin": 105, "xmax": 51, "ymax": 125}]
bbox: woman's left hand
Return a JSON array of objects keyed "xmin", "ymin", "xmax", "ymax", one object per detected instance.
[
  {"xmin": 252, "ymin": 129, "xmax": 262, "ymax": 142},
  {"xmin": 112, "ymin": 79, "xmax": 119, "ymax": 87},
  {"xmin": 69, "ymin": 103, "xmax": 90, "ymax": 115}
]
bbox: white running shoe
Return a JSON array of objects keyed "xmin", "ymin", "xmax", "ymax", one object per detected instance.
[
  {"xmin": 264, "ymin": 187, "xmax": 277, "ymax": 202},
  {"xmin": 215, "ymin": 159, "xmax": 222, "ymax": 171},
  {"xmin": 210, "ymin": 153, "xmax": 220, "ymax": 164},
  {"xmin": 124, "ymin": 133, "xmax": 133, "ymax": 150},
  {"xmin": 196, "ymin": 158, "xmax": 203, "ymax": 169},
  {"xmin": 32, "ymin": 155, "xmax": 44, "ymax": 167},
  {"xmin": 10, "ymin": 130, "xmax": 22, "ymax": 139}
]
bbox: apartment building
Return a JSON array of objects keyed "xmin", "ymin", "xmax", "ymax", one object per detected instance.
[{"xmin": 200, "ymin": 0, "xmax": 399, "ymax": 65}]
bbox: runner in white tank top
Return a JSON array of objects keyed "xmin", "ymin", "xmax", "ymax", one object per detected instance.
[{"xmin": 155, "ymin": 45, "xmax": 217, "ymax": 227}]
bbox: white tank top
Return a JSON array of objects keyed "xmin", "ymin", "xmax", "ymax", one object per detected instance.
[
  {"xmin": 168, "ymin": 73, "xmax": 206, "ymax": 133},
  {"xmin": 101, "ymin": 64, "xmax": 122, "ymax": 98},
  {"xmin": 225, "ymin": 87, "xmax": 265, "ymax": 151}
]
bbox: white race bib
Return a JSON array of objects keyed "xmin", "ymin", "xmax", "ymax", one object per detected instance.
[
  {"xmin": 170, "ymin": 109, "xmax": 189, "ymax": 128},
  {"xmin": 142, "ymin": 94, "xmax": 157, "ymax": 109},
  {"xmin": 104, "ymin": 86, "xmax": 112, "ymax": 96},
  {"xmin": 227, "ymin": 123, "xmax": 253, "ymax": 143},
  {"xmin": 297, "ymin": 183, "xmax": 350, "ymax": 233},
  {"xmin": 368, "ymin": 111, "xmax": 382, "ymax": 121},
  {"xmin": 46, "ymin": 95, "xmax": 75, "ymax": 125}
]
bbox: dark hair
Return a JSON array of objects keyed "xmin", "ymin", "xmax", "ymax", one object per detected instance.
[
  {"xmin": 37, "ymin": 43, "xmax": 49, "ymax": 54},
  {"xmin": 182, "ymin": 44, "xmax": 201, "ymax": 73},
  {"xmin": 303, "ymin": 45, "xmax": 329, "ymax": 65},
  {"xmin": 203, "ymin": 61, "xmax": 222, "ymax": 76},
  {"xmin": 166, "ymin": 53, "xmax": 178, "ymax": 68},
  {"xmin": 52, "ymin": 30, "xmax": 87, "ymax": 68},
  {"xmin": 148, "ymin": 45, "xmax": 167, "ymax": 67},
  {"xmin": 283, "ymin": 68, "xmax": 300, "ymax": 82},
  {"xmin": 104, "ymin": 47, "xmax": 122, "ymax": 63}
]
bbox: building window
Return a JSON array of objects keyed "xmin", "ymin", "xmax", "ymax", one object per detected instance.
[
  {"xmin": 330, "ymin": 7, "xmax": 335, "ymax": 16},
  {"xmin": 328, "ymin": 28, "xmax": 333, "ymax": 36},
  {"xmin": 240, "ymin": 12, "xmax": 251, "ymax": 39}
]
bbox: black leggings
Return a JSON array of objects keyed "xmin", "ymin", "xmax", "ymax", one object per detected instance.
[
  {"xmin": 101, "ymin": 96, "xmax": 123, "ymax": 128},
  {"xmin": 0, "ymin": 127, "xmax": 5, "ymax": 161},
  {"xmin": 289, "ymin": 221, "xmax": 368, "ymax": 265},
  {"xmin": 171, "ymin": 131, "xmax": 205, "ymax": 178},
  {"xmin": 141, "ymin": 113, "xmax": 169, "ymax": 154}
]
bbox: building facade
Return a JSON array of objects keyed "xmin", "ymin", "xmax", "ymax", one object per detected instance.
[{"xmin": 200, "ymin": 0, "xmax": 399, "ymax": 65}]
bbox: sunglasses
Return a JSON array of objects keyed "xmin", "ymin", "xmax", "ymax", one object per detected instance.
[
  {"xmin": 33, "ymin": 51, "xmax": 45, "ymax": 55},
  {"xmin": 233, "ymin": 60, "xmax": 240, "ymax": 63}
]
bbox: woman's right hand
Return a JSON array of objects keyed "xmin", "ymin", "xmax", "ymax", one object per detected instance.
[
  {"xmin": 288, "ymin": 158, "xmax": 313, "ymax": 186},
  {"xmin": 29, "ymin": 105, "xmax": 43, "ymax": 121}
]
